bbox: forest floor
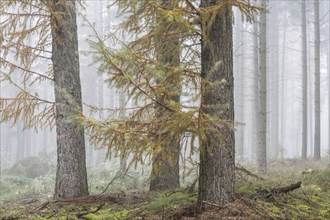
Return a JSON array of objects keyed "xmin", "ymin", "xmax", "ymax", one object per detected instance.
[{"xmin": 0, "ymin": 159, "xmax": 329, "ymax": 219}]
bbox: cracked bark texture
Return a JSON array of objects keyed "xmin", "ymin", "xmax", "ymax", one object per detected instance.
[
  {"xmin": 50, "ymin": 0, "xmax": 89, "ymax": 199},
  {"xmin": 198, "ymin": 0, "xmax": 235, "ymax": 211}
]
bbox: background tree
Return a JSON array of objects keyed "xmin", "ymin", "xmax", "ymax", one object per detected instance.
[
  {"xmin": 301, "ymin": 0, "xmax": 308, "ymax": 159},
  {"xmin": 314, "ymin": 0, "xmax": 321, "ymax": 160},
  {"xmin": 257, "ymin": 0, "xmax": 267, "ymax": 174}
]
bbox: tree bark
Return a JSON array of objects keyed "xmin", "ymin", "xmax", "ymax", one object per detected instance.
[
  {"xmin": 50, "ymin": 0, "xmax": 89, "ymax": 199},
  {"xmin": 257, "ymin": 0, "xmax": 267, "ymax": 174},
  {"xmin": 302, "ymin": 0, "xmax": 308, "ymax": 159},
  {"xmin": 314, "ymin": 0, "xmax": 321, "ymax": 160},
  {"xmin": 149, "ymin": 0, "xmax": 180, "ymax": 191},
  {"xmin": 197, "ymin": 1, "xmax": 235, "ymax": 211}
]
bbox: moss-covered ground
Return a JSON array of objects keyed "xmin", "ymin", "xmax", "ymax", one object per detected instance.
[{"xmin": 0, "ymin": 159, "xmax": 329, "ymax": 219}]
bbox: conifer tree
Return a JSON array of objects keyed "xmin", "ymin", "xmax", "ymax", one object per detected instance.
[
  {"xmin": 0, "ymin": 0, "xmax": 89, "ymax": 198},
  {"xmin": 85, "ymin": 0, "xmax": 258, "ymax": 209}
]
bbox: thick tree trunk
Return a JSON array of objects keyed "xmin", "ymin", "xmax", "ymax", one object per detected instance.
[
  {"xmin": 257, "ymin": 0, "xmax": 267, "ymax": 174},
  {"xmin": 51, "ymin": 0, "xmax": 89, "ymax": 199},
  {"xmin": 314, "ymin": 0, "xmax": 321, "ymax": 160},
  {"xmin": 149, "ymin": 0, "xmax": 180, "ymax": 191},
  {"xmin": 302, "ymin": 0, "xmax": 308, "ymax": 159},
  {"xmin": 197, "ymin": 1, "xmax": 235, "ymax": 211}
]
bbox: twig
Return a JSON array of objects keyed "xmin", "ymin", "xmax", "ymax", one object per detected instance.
[
  {"xmin": 76, "ymin": 202, "xmax": 106, "ymax": 218},
  {"xmin": 38, "ymin": 201, "xmax": 50, "ymax": 210},
  {"xmin": 47, "ymin": 212, "xmax": 57, "ymax": 219},
  {"xmin": 202, "ymin": 200, "xmax": 221, "ymax": 208},
  {"xmin": 235, "ymin": 163, "xmax": 266, "ymax": 181}
]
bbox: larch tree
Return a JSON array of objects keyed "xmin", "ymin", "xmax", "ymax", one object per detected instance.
[
  {"xmin": 84, "ymin": 0, "xmax": 188, "ymax": 192},
  {"xmin": 149, "ymin": 0, "xmax": 180, "ymax": 191},
  {"xmin": 0, "ymin": 0, "xmax": 89, "ymax": 198},
  {"xmin": 314, "ymin": 0, "xmax": 321, "ymax": 160},
  {"xmin": 82, "ymin": 0, "xmax": 258, "ymax": 209},
  {"xmin": 50, "ymin": 0, "xmax": 89, "ymax": 198},
  {"xmin": 257, "ymin": 0, "xmax": 267, "ymax": 174},
  {"xmin": 197, "ymin": 0, "xmax": 257, "ymax": 210},
  {"xmin": 301, "ymin": 0, "xmax": 308, "ymax": 159}
]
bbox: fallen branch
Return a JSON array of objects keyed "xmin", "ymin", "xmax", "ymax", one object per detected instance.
[
  {"xmin": 258, "ymin": 181, "xmax": 302, "ymax": 199},
  {"xmin": 202, "ymin": 200, "xmax": 222, "ymax": 208},
  {"xmin": 271, "ymin": 181, "xmax": 302, "ymax": 195},
  {"xmin": 235, "ymin": 163, "xmax": 266, "ymax": 181},
  {"xmin": 38, "ymin": 201, "xmax": 50, "ymax": 210},
  {"xmin": 76, "ymin": 202, "xmax": 106, "ymax": 218}
]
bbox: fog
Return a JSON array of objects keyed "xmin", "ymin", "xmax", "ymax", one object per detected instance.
[{"xmin": 0, "ymin": 0, "xmax": 329, "ymax": 180}]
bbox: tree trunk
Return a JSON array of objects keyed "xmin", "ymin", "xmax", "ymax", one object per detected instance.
[
  {"xmin": 197, "ymin": 1, "xmax": 235, "ymax": 211},
  {"xmin": 51, "ymin": 0, "xmax": 89, "ymax": 199},
  {"xmin": 16, "ymin": 120, "xmax": 25, "ymax": 162},
  {"xmin": 314, "ymin": 0, "xmax": 321, "ymax": 160},
  {"xmin": 270, "ymin": 3, "xmax": 279, "ymax": 159},
  {"xmin": 280, "ymin": 10, "xmax": 288, "ymax": 160},
  {"xmin": 257, "ymin": 0, "xmax": 267, "ymax": 174},
  {"xmin": 118, "ymin": 88, "xmax": 127, "ymax": 174},
  {"xmin": 328, "ymin": 0, "xmax": 330, "ymax": 156},
  {"xmin": 302, "ymin": 0, "xmax": 308, "ymax": 159},
  {"xmin": 234, "ymin": 16, "xmax": 245, "ymax": 160},
  {"xmin": 252, "ymin": 7, "xmax": 259, "ymax": 161},
  {"xmin": 149, "ymin": 0, "xmax": 180, "ymax": 191}
]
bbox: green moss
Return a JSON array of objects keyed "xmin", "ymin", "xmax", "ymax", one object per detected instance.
[
  {"xmin": 85, "ymin": 209, "xmax": 130, "ymax": 220},
  {"xmin": 145, "ymin": 191, "xmax": 196, "ymax": 213}
]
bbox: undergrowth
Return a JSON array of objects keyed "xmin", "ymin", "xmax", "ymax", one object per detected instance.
[{"xmin": 0, "ymin": 159, "xmax": 329, "ymax": 219}]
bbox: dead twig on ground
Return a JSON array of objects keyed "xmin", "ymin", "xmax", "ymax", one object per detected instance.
[
  {"xmin": 235, "ymin": 163, "xmax": 266, "ymax": 181},
  {"xmin": 76, "ymin": 202, "xmax": 106, "ymax": 218}
]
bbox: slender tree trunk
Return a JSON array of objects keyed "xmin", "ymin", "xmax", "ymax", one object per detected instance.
[
  {"xmin": 240, "ymin": 22, "xmax": 245, "ymax": 160},
  {"xmin": 328, "ymin": 0, "xmax": 330, "ymax": 156},
  {"xmin": 51, "ymin": 0, "xmax": 89, "ymax": 199},
  {"xmin": 257, "ymin": 0, "xmax": 267, "ymax": 174},
  {"xmin": 280, "ymin": 11, "xmax": 288, "ymax": 159},
  {"xmin": 302, "ymin": 0, "xmax": 308, "ymax": 159},
  {"xmin": 198, "ymin": 1, "xmax": 235, "ymax": 211},
  {"xmin": 118, "ymin": 88, "xmax": 127, "ymax": 174},
  {"xmin": 95, "ymin": 0, "xmax": 107, "ymax": 165},
  {"xmin": 314, "ymin": 0, "xmax": 321, "ymax": 160},
  {"xmin": 149, "ymin": 0, "xmax": 180, "ymax": 191},
  {"xmin": 252, "ymin": 5, "xmax": 259, "ymax": 161},
  {"xmin": 16, "ymin": 120, "xmax": 25, "ymax": 162},
  {"xmin": 234, "ymin": 17, "xmax": 245, "ymax": 160},
  {"xmin": 270, "ymin": 4, "xmax": 279, "ymax": 159}
]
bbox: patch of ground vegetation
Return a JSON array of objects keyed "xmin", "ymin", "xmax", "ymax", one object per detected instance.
[{"xmin": 0, "ymin": 159, "xmax": 329, "ymax": 219}]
